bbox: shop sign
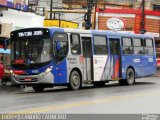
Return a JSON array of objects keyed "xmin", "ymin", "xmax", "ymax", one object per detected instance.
[
  {"xmin": 134, "ymin": 14, "xmax": 142, "ymax": 34},
  {"xmin": 44, "ymin": 19, "xmax": 79, "ymax": 29},
  {"xmin": 0, "ymin": 0, "xmax": 28, "ymax": 12},
  {"xmin": 106, "ymin": 18, "xmax": 126, "ymax": 31}
]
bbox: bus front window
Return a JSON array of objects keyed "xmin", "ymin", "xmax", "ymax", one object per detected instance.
[{"xmin": 11, "ymin": 37, "xmax": 52, "ymax": 69}]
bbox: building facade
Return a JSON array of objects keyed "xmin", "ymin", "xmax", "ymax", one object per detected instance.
[{"xmin": 96, "ymin": 8, "xmax": 160, "ymax": 66}]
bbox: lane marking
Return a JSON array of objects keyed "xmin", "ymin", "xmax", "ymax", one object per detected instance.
[{"xmin": 9, "ymin": 90, "xmax": 160, "ymax": 114}]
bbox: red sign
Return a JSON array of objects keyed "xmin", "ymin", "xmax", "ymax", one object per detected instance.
[
  {"xmin": 134, "ymin": 14, "xmax": 142, "ymax": 34},
  {"xmin": 134, "ymin": 14, "xmax": 146, "ymax": 34}
]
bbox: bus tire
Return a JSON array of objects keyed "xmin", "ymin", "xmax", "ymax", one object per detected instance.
[
  {"xmin": 1, "ymin": 80, "xmax": 7, "ymax": 85},
  {"xmin": 32, "ymin": 86, "xmax": 44, "ymax": 92},
  {"xmin": 68, "ymin": 70, "xmax": 81, "ymax": 90},
  {"xmin": 125, "ymin": 68, "xmax": 135, "ymax": 85},
  {"xmin": 1, "ymin": 76, "xmax": 9, "ymax": 85}
]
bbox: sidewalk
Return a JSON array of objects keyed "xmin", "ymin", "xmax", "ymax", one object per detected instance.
[{"xmin": 155, "ymin": 70, "xmax": 160, "ymax": 77}]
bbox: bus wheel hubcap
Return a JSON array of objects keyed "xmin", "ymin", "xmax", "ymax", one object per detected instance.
[
  {"xmin": 72, "ymin": 76, "xmax": 79, "ymax": 86},
  {"xmin": 128, "ymin": 70, "xmax": 133, "ymax": 83}
]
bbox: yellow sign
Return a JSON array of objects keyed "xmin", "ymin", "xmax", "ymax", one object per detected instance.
[{"xmin": 44, "ymin": 19, "xmax": 79, "ymax": 28}]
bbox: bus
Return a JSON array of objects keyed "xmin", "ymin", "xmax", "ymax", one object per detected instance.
[{"xmin": 9, "ymin": 28, "xmax": 157, "ymax": 92}]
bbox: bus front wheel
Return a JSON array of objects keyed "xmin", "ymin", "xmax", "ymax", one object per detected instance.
[
  {"xmin": 32, "ymin": 86, "xmax": 44, "ymax": 92},
  {"xmin": 68, "ymin": 70, "xmax": 81, "ymax": 90}
]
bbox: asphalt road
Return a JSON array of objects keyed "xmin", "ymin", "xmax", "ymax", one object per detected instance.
[{"xmin": 0, "ymin": 73, "xmax": 160, "ymax": 114}]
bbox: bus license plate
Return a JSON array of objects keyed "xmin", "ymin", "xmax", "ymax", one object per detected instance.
[{"xmin": 25, "ymin": 78, "xmax": 32, "ymax": 81}]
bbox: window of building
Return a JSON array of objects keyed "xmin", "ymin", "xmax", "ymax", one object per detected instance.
[
  {"xmin": 122, "ymin": 37, "xmax": 133, "ymax": 54},
  {"xmin": 153, "ymin": 4, "xmax": 160, "ymax": 11},
  {"xmin": 94, "ymin": 36, "xmax": 108, "ymax": 55},
  {"xmin": 70, "ymin": 34, "xmax": 81, "ymax": 55},
  {"xmin": 133, "ymin": 38, "xmax": 144, "ymax": 54},
  {"xmin": 145, "ymin": 38, "xmax": 154, "ymax": 55}
]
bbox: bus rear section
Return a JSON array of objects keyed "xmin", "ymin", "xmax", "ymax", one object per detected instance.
[
  {"xmin": 120, "ymin": 36, "xmax": 156, "ymax": 85},
  {"xmin": 92, "ymin": 33, "xmax": 156, "ymax": 86}
]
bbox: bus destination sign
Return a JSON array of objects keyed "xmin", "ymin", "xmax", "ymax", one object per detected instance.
[{"xmin": 18, "ymin": 30, "xmax": 43, "ymax": 37}]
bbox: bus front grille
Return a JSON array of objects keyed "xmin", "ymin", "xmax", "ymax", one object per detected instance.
[{"xmin": 19, "ymin": 78, "xmax": 38, "ymax": 82}]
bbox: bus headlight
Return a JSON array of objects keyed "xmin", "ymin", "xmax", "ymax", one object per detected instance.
[
  {"xmin": 10, "ymin": 70, "xmax": 16, "ymax": 76},
  {"xmin": 10, "ymin": 70, "xmax": 13, "ymax": 74},
  {"xmin": 40, "ymin": 66, "xmax": 53, "ymax": 76},
  {"xmin": 45, "ymin": 66, "xmax": 53, "ymax": 73}
]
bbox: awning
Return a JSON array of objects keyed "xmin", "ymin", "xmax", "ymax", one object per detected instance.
[{"xmin": 0, "ymin": 48, "xmax": 10, "ymax": 54}]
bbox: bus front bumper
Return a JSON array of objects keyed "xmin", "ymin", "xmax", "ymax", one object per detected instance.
[{"xmin": 10, "ymin": 72, "xmax": 54, "ymax": 85}]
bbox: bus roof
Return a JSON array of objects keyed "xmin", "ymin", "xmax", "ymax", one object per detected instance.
[
  {"xmin": 48, "ymin": 27, "xmax": 153, "ymax": 39},
  {"xmin": 11, "ymin": 27, "xmax": 153, "ymax": 39}
]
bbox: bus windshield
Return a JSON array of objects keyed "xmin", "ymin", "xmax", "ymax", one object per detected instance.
[{"xmin": 11, "ymin": 37, "xmax": 52, "ymax": 69}]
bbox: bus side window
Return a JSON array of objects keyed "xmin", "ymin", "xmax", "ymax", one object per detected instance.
[
  {"xmin": 133, "ymin": 38, "xmax": 144, "ymax": 54},
  {"xmin": 145, "ymin": 39, "xmax": 154, "ymax": 55},
  {"xmin": 122, "ymin": 38, "xmax": 133, "ymax": 54},
  {"xmin": 94, "ymin": 36, "xmax": 108, "ymax": 55},
  {"xmin": 70, "ymin": 34, "xmax": 81, "ymax": 55}
]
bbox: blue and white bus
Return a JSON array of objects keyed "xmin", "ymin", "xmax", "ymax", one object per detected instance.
[{"xmin": 9, "ymin": 28, "xmax": 157, "ymax": 92}]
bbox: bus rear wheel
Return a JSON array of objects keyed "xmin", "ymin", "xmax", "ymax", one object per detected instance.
[
  {"xmin": 68, "ymin": 70, "xmax": 81, "ymax": 90},
  {"xmin": 119, "ymin": 68, "xmax": 135, "ymax": 86},
  {"xmin": 32, "ymin": 86, "xmax": 44, "ymax": 92}
]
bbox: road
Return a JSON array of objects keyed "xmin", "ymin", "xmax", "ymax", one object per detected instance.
[{"xmin": 0, "ymin": 73, "xmax": 160, "ymax": 114}]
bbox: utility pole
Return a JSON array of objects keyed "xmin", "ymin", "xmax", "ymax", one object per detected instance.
[
  {"xmin": 83, "ymin": 0, "xmax": 94, "ymax": 30},
  {"xmin": 59, "ymin": 13, "xmax": 61, "ymax": 28},
  {"xmin": 92, "ymin": 0, "xmax": 97, "ymax": 30},
  {"xmin": 50, "ymin": 0, "xmax": 53, "ymax": 19},
  {"xmin": 140, "ymin": 0, "xmax": 146, "ymax": 34}
]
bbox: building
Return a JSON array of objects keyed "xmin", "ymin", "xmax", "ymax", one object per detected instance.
[
  {"xmin": 63, "ymin": 0, "xmax": 160, "ymax": 10},
  {"xmin": 0, "ymin": 0, "xmax": 45, "ymax": 40},
  {"xmin": 0, "ymin": 0, "xmax": 44, "ymax": 65}
]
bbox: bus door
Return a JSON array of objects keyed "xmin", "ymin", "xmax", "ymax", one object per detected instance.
[
  {"xmin": 108, "ymin": 37, "xmax": 121, "ymax": 80},
  {"xmin": 81, "ymin": 36, "xmax": 93, "ymax": 81}
]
